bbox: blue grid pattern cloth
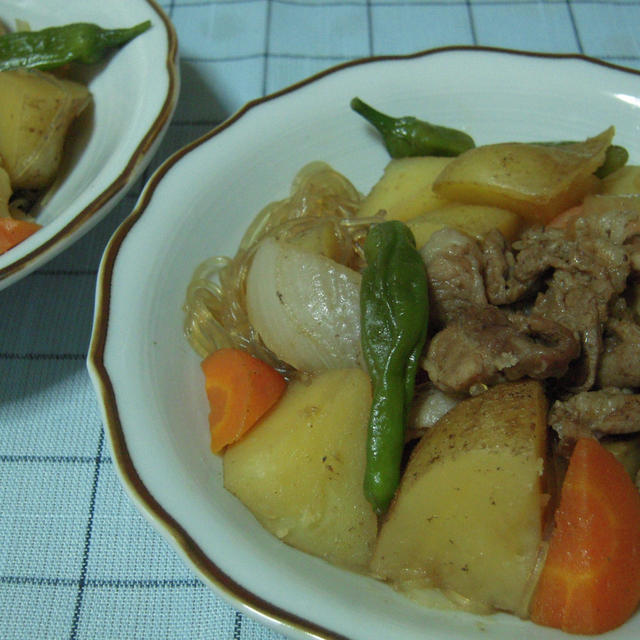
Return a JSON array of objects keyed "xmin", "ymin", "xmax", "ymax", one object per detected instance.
[{"xmin": 2, "ymin": 1, "xmax": 640, "ymax": 638}]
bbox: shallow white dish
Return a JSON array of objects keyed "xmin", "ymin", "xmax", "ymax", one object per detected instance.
[
  {"xmin": 0, "ymin": 0, "xmax": 179, "ymax": 290},
  {"xmin": 88, "ymin": 48, "xmax": 640, "ymax": 639}
]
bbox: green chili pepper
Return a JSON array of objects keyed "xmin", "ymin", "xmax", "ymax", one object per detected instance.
[
  {"xmin": 360, "ymin": 220, "xmax": 429, "ymax": 514},
  {"xmin": 351, "ymin": 96, "xmax": 475, "ymax": 158},
  {"xmin": 0, "ymin": 21, "xmax": 151, "ymax": 72},
  {"xmin": 594, "ymin": 145, "xmax": 628, "ymax": 178}
]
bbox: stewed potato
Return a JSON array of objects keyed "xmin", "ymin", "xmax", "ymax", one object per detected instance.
[
  {"xmin": 407, "ymin": 202, "xmax": 521, "ymax": 248},
  {"xmin": 357, "ymin": 156, "xmax": 452, "ymax": 221},
  {"xmin": 223, "ymin": 368, "xmax": 378, "ymax": 571},
  {"xmin": 432, "ymin": 128, "xmax": 613, "ymax": 224},
  {"xmin": 371, "ymin": 380, "xmax": 549, "ymax": 616},
  {"xmin": 601, "ymin": 164, "xmax": 640, "ymax": 195},
  {"xmin": 0, "ymin": 69, "xmax": 91, "ymax": 190}
]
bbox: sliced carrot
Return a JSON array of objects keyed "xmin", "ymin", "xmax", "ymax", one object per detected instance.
[
  {"xmin": 0, "ymin": 217, "xmax": 42, "ymax": 255},
  {"xmin": 546, "ymin": 204, "xmax": 584, "ymax": 230},
  {"xmin": 530, "ymin": 437, "xmax": 640, "ymax": 635},
  {"xmin": 201, "ymin": 347, "xmax": 286, "ymax": 454}
]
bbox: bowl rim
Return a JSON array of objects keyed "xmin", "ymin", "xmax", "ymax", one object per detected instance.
[
  {"xmin": 0, "ymin": 0, "xmax": 180, "ymax": 288},
  {"xmin": 88, "ymin": 45, "xmax": 640, "ymax": 640}
]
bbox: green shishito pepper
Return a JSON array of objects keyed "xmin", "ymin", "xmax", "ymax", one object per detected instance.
[
  {"xmin": 351, "ymin": 96, "xmax": 475, "ymax": 158},
  {"xmin": 0, "ymin": 21, "xmax": 151, "ymax": 72},
  {"xmin": 360, "ymin": 220, "xmax": 429, "ymax": 515},
  {"xmin": 595, "ymin": 145, "xmax": 628, "ymax": 178},
  {"xmin": 351, "ymin": 97, "xmax": 628, "ymax": 178}
]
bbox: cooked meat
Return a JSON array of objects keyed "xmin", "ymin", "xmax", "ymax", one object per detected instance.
[
  {"xmin": 421, "ymin": 195, "xmax": 639, "ymax": 395},
  {"xmin": 549, "ymin": 389, "xmax": 640, "ymax": 451},
  {"xmin": 418, "ymin": 193, "xmax": 640, "ymax": 401},
  {"xmin": 532, "ymin": 272, "xmax": 603, "ymax": 391},
  {"xmin": 626, "ymin": 237, "xmax": 640, "ymax": 271},
  {"xmin": 481, "ymin": 229, "xmax": 539, "ymax": 305},
  {"xmin": 575, "ymin": 194, "xmax": 640, "ymax": 247},
  {"xmin": 597, "ymin": 317, "xmax": 640, "ymax": 388},
  {"xmin": 422, "ymin": 305, "xmax": 579, "ymax": 394},
  {"xmin": 420, "ymin": 228, "xmax": 487, "ymax": 327},
  {"xmin": 521, "ymin": 213, "xmax": 630, "ymax": 390},
  {"xmin": 487, "ymin": 201, "xmax": 633, "ymax": 314},
  {"xmin": 499, "ymin": 226, "xmax": 574, "ymax": 294}
]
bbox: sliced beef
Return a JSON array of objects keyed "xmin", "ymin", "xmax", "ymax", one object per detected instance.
[
  {"xmin": 549, "ymin": 389, "xmax": 640, "ymax": 451},
  {"xmin": 422, "ymin": 305, "xmax": 579, "ymax": 394},
  {"xmin": 420, "ymin": 228, "xmax": 487, "ymax": 328},
  {"xmin": 480, "ymin": 229, "xmax": 540, "ymax": 305},
  {"xmin": 521, "ymin": 217, "xmax": 630, "ymax": 390},
  {"xmin": 531, "ymin": 272, "xmax": 603, "ymax": 391},
  {"xmin": 420, "ymin": 195, "xmax": 640, "ymax": 395},
  {"xmin": 626, "ymin": 236, "xmax": 640, "ymax": 271},
  {"xmin": 597, "ymin": 317, "xmax": 640, "ymax": 388},
  {"xmin": 574, "ymin": 194, "xmax": 640, "ymax": 247}
]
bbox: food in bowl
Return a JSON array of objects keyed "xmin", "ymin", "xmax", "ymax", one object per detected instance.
[
  {"xmin": 183, "ymin": 99, "xmax": 640, "ymax": 635},
  {"xmin": 0, "ymin": 19, "xmax": 150, "ymax": 254}
]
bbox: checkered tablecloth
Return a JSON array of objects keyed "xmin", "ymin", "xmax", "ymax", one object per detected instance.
[{"xmin": 2, "ymin": 1, "xmax": 640, "ymax": 638}]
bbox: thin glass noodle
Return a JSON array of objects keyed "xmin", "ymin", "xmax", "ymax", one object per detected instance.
[{"xmin": 183, "ymin": 161, "xmax": 376, "ymax": 378}]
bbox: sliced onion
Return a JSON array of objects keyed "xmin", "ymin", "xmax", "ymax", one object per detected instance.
[{"xmin": 246, "ymin": 237, "xmax": 364, "ymax": 373}]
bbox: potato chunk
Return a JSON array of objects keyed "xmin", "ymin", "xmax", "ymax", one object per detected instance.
[
  {"xmin": 407, "ymin": 202, "xmax": 521, "ymax": 249},
  {"xmin": 0, "ymin": 69, "xmax": 91, "ymax": 189},
  {"xmin": 432, "ymin": 129, "xmax": 613, "ymax": 224},
  {"xmin": 357, "ymin": 156, "xmax": 452, "ymax": 221},
  {"xmin": 601, "ymin": 165, "xmax": 640, "ymax": 196},
  {"xmin": 371, "ymin": 380, "xmax": 549, "ymax": 616},
  {"xmin": 224, "ymin": 368, "xmax": 377, "ymax": 571}
]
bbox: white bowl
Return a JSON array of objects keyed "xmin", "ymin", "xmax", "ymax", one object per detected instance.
[
  {"xmin": 88, "ymin": 48, "xmax": 640, "ymax": 640},
  {"xmin": 0, "ymin": 0, "xmax": 179, "ymax": 290}
]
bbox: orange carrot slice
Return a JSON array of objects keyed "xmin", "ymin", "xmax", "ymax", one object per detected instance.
[
  {"xmin": 0, "ymin": 217, "xmax": 41, "ymax": 255},
  {"xmin": 530, "ymin": 437, "xmax": 640, "ymax": 634},
  {"xmin": 201, "ymin": 348, "xmax": 286, "ymax": 453}
]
